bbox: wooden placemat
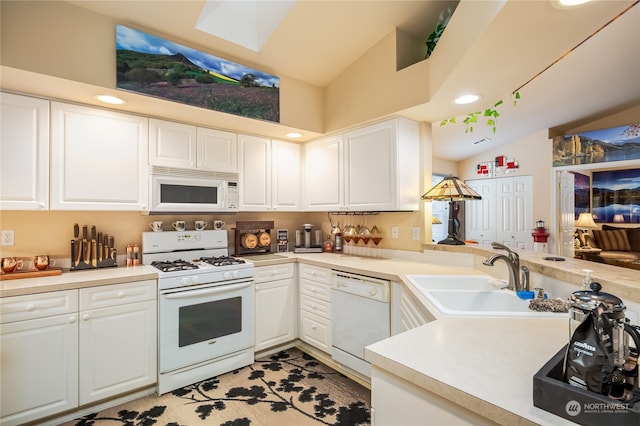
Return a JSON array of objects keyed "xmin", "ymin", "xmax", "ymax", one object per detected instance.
[{"xmin": 0, "ymin": 268, "xmax": 63, "ymax": 280}]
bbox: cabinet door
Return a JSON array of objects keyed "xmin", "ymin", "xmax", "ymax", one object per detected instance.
[
  {"xmin": 390, "ymin": 282, "xmax": 431, "ymax": 335},
  {"xmin": 255, "ymin": 278, "xmax": 295, "ymax": 351},
  {"xmin": 149, "ymin": 118, "xmax": 197, "ymax": 168},
  {"xmin": 344, "ymin": 120, "xmax": 397, "ymax": 211},
  {"xmin": 303, "ymin": 135, "xmax": 343, "ymax": 211},
  {"xmin": 0, "ymin": 314, "xmax": 78, "ymax": 426},
  {"xmin": 79, "ymin": 300, "xmax": 157, "ymax": 405},
  {"xmin": 465, "ymin": 179, "xmax": 497, "ymax": 244},
  {"xmin": 197, "ymin": 127, "xmax": 238, "ymax": 172},
  {"xmin": 238, "ymin": 134, "xmax": 271, "ymax": 210},
  {"xmin": 271, "ymin": 140, "xmax": 300, "ymax": 211},
  {"xmin": 0, "ymin": 92, "xmax": 49, "ymax": 210},
  {"xmin": 50, "ymin": 102, "xmax": 149, "ymax": 211}
]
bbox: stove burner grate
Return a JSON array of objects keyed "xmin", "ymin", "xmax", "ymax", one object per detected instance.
[
  {"xmin": 151, "ymin": 260, "xmax": 199, "ymax": 272},
  {"xmin": 198, "ymin": 256, "xmax": 246, "ymax": 267}
]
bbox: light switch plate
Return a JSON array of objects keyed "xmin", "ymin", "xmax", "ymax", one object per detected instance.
[
  {"xmin": 2, "ymin": 230, "xmax": 15, "ymax": 246},
  {"xmin": 391, "ymin": 227, "xmax": 399, "ymax": 239},
  {"xmin": 412, "ymin": 227, "xmax": 420, "ymax": 240}
]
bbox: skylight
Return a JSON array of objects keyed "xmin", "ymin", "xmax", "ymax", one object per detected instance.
[{"xmin": 196, "ymin": 0, "xmax": 296, "ymax": 52}]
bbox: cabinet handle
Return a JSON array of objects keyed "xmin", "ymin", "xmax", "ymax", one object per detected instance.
[
  {"xmin": 68, "ymin": 316, "xmax": 77, "ymax": 324},
  {"xmin": 26, "ymin": 304, "xmax": 35, "ymax": 312},
  {"xmin": 311, "ymin": 324, "xmax": 317, "ymax": 330},
  {"xmin": 82, "ymin": 313, "xmax": 91, "ymax": 321},
  {"xmin": 117, "ymin": 291, "xmax": 125, "ymax": 298},
  {"xmin": 312, "ymin": 304, "xmax": 317, "ymax": 310}
]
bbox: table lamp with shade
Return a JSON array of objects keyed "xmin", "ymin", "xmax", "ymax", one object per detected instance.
[
  {"xmin": 575, "ymin": 212, "xmax": 598, "ymax": 248},
  {"xmin": 421, "ymin": 176, "xmax": 482, "ymax": 245}
]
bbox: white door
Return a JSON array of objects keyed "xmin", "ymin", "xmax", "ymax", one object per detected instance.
[
  {"xmin": 465, "ymin": 179, "xmax": 497, "ymax": 244},
  {"xmin": 197, "ymin": 127, "xmax": 237, "ymax": 172},
  {"xmin": 79, "ymin": 301, "xmax": 157, "ymax": 405},
  {"xmin": 271, "ymin": 140, "xmax": 300, "ymax": 211},
  {"xmin": 50, "ymin": 102, "xmax": 149, "ymax": 210},
  {"xmin": 559, "ymin": 171, "xmax": 576, "ymax": 257},
  {"xmin": 496, "ymin": 176, "xmax": 533, "ymax": 249},
  {"xmin": 303, "ymin": 135, "xmax": 344, "ymax": 211},
  {"xmin": 0, "ymin": 315, "xmax": 78, "ymax": 426},
  {"xmin": 238, "ymin": 134, "xmax": 271, "ymax": 210},
  {"xmin": 0, "ymin": 92, "xmax": 50, "ymax": 210},
  {"xmin": 149, "ymin": 118, "xmax": 197, "ymax": 169},
  {"xmin": 255, "ymin": 278, "xmax": 295, "ymax": 351}
]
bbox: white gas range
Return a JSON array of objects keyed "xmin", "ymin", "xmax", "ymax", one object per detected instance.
[{"xmin": 142, "ymin": 230, "xmax": 255, "ymax": 395}]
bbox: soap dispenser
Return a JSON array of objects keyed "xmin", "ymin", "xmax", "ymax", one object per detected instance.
[{"xmin": 581, "ymin": 269, "xmax": 593, "ymax": 290}]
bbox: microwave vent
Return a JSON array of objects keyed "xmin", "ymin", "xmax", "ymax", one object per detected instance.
[{"xmin": 151, "ymin": 166, "xmax": 238, "ymax": 181}]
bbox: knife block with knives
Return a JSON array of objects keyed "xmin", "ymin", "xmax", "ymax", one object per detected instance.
[{"xmin": 70, "ymin": 223, "xmax": 117, "ymax": 270}]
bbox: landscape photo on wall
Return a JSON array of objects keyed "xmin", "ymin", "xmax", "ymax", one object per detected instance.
[
  {"xmin": 116, "ymin": 25, "xmax": 280, "ymax": 122},
  {"xmin": 552, "ymin": 123, "xmax": 640, "ymax": 167},
  {"xmin": 592, "ymin": 168, "xmax": 640, "ymax": 223}
]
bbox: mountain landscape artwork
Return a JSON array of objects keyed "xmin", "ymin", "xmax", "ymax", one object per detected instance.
[
  {"xmin": 116, "ymin": 25, "xmax": 280, "ymax": 122},
  {"xmin": 552, "ymin": 123, "xmax": 640, "ymax": 166},
  {"xmin": 592, "ymin": 168, "xmax": 640, "ymax": 223}
]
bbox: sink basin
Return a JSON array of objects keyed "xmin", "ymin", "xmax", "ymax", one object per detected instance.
[
  {"xmin": 406, "ymin": 274, "xmax": 567, "ymax": 318},
  {"xmin": 406, "ymin": 274, "xmax": 504, "ymax": 291},
  {"xmin": 421, "ymin": 290, "xmax": 566, "ymax": 318}
]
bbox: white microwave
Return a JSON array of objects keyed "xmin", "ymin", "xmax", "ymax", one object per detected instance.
[{"xmin": 149, "ymin": 166, "xmax": 239, "ymax": 214}]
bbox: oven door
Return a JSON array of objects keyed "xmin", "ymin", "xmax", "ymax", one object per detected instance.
[
  {"xmin": 159, "ymin": 280, "xmax": 254, "ymax": 373},
  {"xmin": 150, "ymin": 174, "xmax": 228, "ymax": 213}
]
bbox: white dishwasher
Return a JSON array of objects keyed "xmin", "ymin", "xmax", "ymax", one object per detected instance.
[{"xmin": 332, "ymin": 271, "xmax": 390, "ymax": 378}]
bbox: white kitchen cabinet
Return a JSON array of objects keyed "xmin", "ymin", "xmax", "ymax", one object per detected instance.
[
  {"xmin": 149, "ymin": 119, "xmax": 237, "ymax": 172},
  {"xmin": 238, "ymin": 135, "xmax": 300, "ymax": 211},
  {"xmin": 50, "ymin": 102, "xmax": 149, "ymax": 211},
  {"xmin": 303, "ymin": 117, "xmax": 419, "ymax": 212},
  {"xmin": 79, "ymin": 280, "xmax": 157, "ymax": 405},
  {"xmin": 254, "ymin": 263, "xmax": 296, "ymax": 352},
  {"xmin": 298, "ymin": 264, "xmax": 332, "ymax": 353},
  {"xmin": 0, "ymin": 290, "xmax": 79, "ymax": 426},
  {"xmin": 303, "ymin": 135, "xmax": 344, "ymax": 211},
  {"xmin": 149, "ymin": 118, "xmax": 197, "ymax": 169},
  {"xmin": 390, "ymin": 282, "xmax": 432, "ymax": 335},
  {"xmin": 0, "ymin": 92, "xmax": 50, "ymax": 210}
]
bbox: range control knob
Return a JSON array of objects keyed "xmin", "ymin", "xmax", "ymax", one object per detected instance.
[
  {"xmin": 181, "ymin": 277, "xmax": 191, "ymax": 286},
  {"xmin": 191, "ymin": 275, "xmax": 200, "ymax": 284},
  {"xmin": 223, "ymin": 271, "xmax": 231, "ymax": 280}
]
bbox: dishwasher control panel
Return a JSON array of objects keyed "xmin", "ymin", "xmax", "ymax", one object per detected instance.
[{"xmin": 332, "ymin": 271, "xmax": 390, "ymax": 303}]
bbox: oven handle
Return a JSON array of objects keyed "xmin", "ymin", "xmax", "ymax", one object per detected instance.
[{"xmin": 163, "ymin": 281, "xmax": 253, "ymax": 299}]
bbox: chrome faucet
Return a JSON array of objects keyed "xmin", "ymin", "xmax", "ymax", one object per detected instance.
[{"xmin": 483, "ymin": 242, "xmax": 528, "ymax": 292}]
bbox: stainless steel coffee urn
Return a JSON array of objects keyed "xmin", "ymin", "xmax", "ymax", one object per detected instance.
[{"xmin": 303, "ymin": 224, "xmax": 313, "ymax": 248}]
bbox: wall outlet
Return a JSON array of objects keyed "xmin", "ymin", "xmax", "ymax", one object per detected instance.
[
  {"xmin": 391, "ymin": 226, "xmax": 399, "ymax": 239},
  {"xmin": 2, "ymin": 230, "xmax": 15, "ymax": 246},
  {"xmin": 412, "ymin": 227, "xmax": 420, "ymax": 240}
]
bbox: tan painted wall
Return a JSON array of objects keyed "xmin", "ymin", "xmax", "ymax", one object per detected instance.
[{"xmin": 0, "ymin": 0, "xmax": 324, "ymax": 133}]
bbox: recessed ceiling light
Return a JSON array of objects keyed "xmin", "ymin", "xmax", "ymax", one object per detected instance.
[
  {"xmin": 95, "ymin": 95, "xmax": 126, "ymax": 105},
  {"xmin": 454, "ymin": 94, "xmax": 480, "ymax": 105},
  {"xmin": 557, "ymin": 0, "xmax": 590, "ymax": 6},
  {"xmin": 286, "ymin": 132, "xmax": 302, "ymax": 139}
]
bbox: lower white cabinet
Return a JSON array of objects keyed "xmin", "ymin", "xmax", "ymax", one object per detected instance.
[
  {"xmin": 0, "ymin": 281, "xmax": 157, "ymax": 426},
  {"xmin": 298, "ymin": 264, "xmax": 332, "ymax": 353},
  {"xmin": 391, "ymin": 282, "xmax": 432, "ymax": 335},
  {"xmin": 0, "ymin": 290, "xmax": 79, "ymax": 426},
  {"xmin": 79, "ymin": 281, "xmax": 157, "ymax": 405},
  {"xmin": 254, "ymin": 263, "xmax": 296, "ymax": 351}
]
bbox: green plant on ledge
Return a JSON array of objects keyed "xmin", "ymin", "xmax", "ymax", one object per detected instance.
[
  {"xmin": 440, "ymin": 91, "xmax": 521, "ymax": 133},
  {"xmin": 425, "ymin": 22, "xmax": 447, "ymax": 58}
]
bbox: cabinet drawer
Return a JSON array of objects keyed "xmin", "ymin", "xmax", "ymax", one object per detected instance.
[
  {"xmin": 300, "ymin": 294, "xmax": 331, "ymax": 319},
  {"xmin": 254, "ymin": 263, "xmax": 295, "ymax": 283},
  {"xmin": 299, "ymin": 278, "xmax": 331, "ymax": 302},
  {"xmin": 1, "ymin": 290, "xmax": 78, "ymax": 324},
  {"xmin": 299, "ymin": 310, "xmax": 331, "ymax": 353},
  {"xmin": 298, "ymin": 264, "xmax": 331, "ymax": 284},
  {"xmin": 80, "ymin": 280, "xmax": 156, "ymax": 310}
]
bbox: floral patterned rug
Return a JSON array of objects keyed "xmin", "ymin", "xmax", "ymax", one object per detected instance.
[{"xmin": 63, "ymin": 348, "xmax": 371, "ymax": 426}]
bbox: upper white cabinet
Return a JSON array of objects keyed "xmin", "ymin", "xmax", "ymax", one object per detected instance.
[
  {"xmin": 238, "ymin": 135, "xmax": 300, "ymax": 211},
  {"xmin": 303, "ymin": 117, "xmax": 420, "ymax": 211},
  {"xmin": 149, "ymin": 118, "xmax": 237, "ymax": 172},
  {"xmin": 50, "ymin": 102, "xmax": 149, "ymax": 211},
  {"xmin": 303, "ymin": 135, "xmax": 344, "ymax": 211},
  {"xmin": 0, "ymin": 92, "xmax": 50, "ymax": 210}
]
